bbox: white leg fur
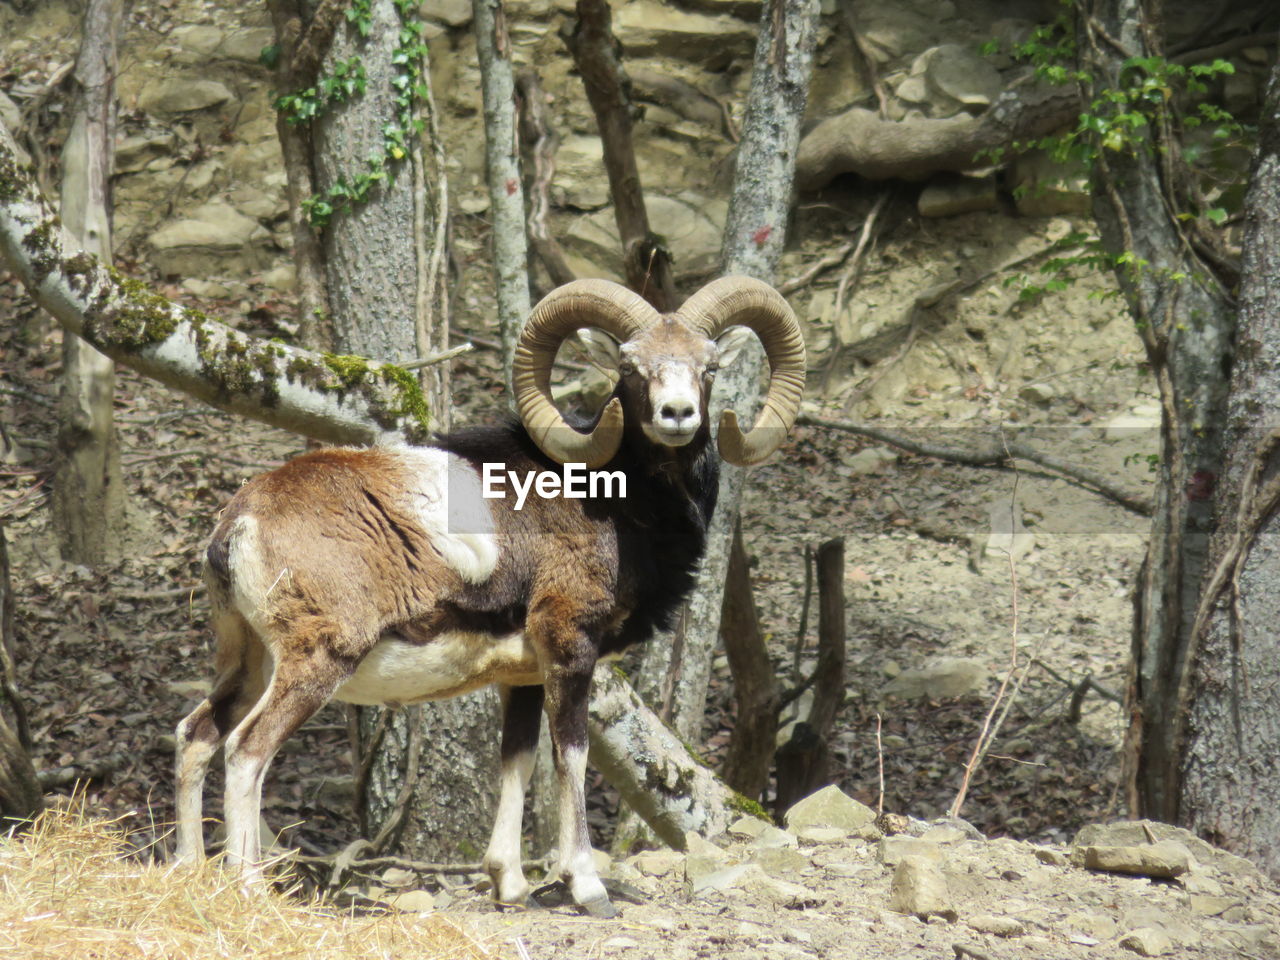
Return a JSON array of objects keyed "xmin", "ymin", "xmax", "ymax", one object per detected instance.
[
  {"xmin": 555, "ymin": 744, "xmax": 608, "ymax": 907},
  {"xmin": 173, "ymin": 718, "xmax": 217, "ymax": 864},
  {"xmin": 223, "ymin": 733, "xmax": 269, "ymax": 887},
  {"xmin": 482, "ymin": 749, "xmax": 536, "ymax": 904}
]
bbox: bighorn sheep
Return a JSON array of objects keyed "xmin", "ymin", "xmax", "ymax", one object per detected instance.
[{"xmin": 174, "ymin": 276, "xmax": 805, "ymax": 917}]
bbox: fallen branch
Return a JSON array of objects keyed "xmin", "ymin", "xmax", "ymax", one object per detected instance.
[{"xmin": 797, "ymin": 413, "xmax": 1153, "ymax": 515}]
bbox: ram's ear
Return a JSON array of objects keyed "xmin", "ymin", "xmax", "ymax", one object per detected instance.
[
  {"xmin": 715, "ymin": 326, "xmax": 755, "ymax": 369},
  {"xmin": 575, "ymin": 328, "xmax": 623, "ymax": 372}
]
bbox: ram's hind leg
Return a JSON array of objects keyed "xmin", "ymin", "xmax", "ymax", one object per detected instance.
[
  {"xmin": 222, "ymin": 630, "xmax": 352, "ymax": 887},
  {"xmin": 483, "ymin": 684, "xmax": 543, "ymax": 906},
  {"xmin": 174, "ymin": 609, "xmax": 268, "ymax": 865}
]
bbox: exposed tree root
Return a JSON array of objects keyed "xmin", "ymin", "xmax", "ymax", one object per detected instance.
[{"xmin": 795, "ymin": 82, "xmax": 1079, "ymax": 190}]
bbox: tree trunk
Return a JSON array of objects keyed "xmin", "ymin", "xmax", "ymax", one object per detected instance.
[
  {"xmin": 638, "ymin": 0, "xmax": 819, "ymax": 769},
  {"xmin": 52, "ymin": 0, "xmax": 125, "ymax": 567},
  {"xmin": 0, "ymin": 526, "xmax": 40, "ymax": 824},
  {"xmin": 719, "ymin": 520, "xmax": 779, "ymax": 801},
  {"xmin": 291, "ymin": 0, "xmax": 502, "ymax": 863},
  {"xmin": 1078, "ymin": 0, "xmax": 1236, "ymax": 823},
  {"xmin": 1179, "ymin": 61, "xmax": 1280, "ymax": 877},
  {"xmin": 562, "ymin": 0, "xmax": 677, "ymax": 311},
  {"xmin": 473, "ymin": 0, "xmax": 530, "ymax": 389},
  {"xmin": 314, "ymin": 0, "xmax": 419, "ymax": 364}
]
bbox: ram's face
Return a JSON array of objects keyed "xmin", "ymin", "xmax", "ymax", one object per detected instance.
[{"xmin": 579, "ymin": 321, "xmax": 754, "ymax": 449}]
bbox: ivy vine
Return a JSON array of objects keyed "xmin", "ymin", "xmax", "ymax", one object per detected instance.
[
  {"xmin": 980, "ymin": 10, "xmax": 1249, "ymax": 304},
  {"xmin": 274, "ymin": 0, "xmax": 432, "ymax": 229}
]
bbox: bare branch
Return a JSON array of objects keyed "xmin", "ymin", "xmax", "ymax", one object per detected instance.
[{"xmin": 0, "ymin": 120, "xmax": 433, "ymax": 445}]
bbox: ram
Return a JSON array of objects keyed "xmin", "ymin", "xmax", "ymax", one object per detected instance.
[{"xmin": 173, "ymin": 276, "xmax": 805, "ymax": 917}]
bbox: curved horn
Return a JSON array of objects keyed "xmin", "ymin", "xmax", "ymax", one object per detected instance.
[
  {"xmin": 677, "ymin": 276, "xmax": 806, "ymax": 466},
  {"xmin": 513, "ymin": 280, "xmax": 660, "ymax": 467}
]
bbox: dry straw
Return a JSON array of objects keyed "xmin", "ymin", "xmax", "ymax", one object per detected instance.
[{"xmin": 0, "ymin": 798, "xmax": 500, "ymax": 960}]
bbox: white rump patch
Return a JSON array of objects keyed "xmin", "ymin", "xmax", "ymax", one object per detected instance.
[
  {"xmin": 225, "ymin": 514, "xmax": 287, "ymax": 635},
  {"xmin": 335, "ymin": 631, "xmax": 540, "ymax": 706},
  {"xmin": 394, "ymin": 447, "xmax": 499, "ymax": 584}
]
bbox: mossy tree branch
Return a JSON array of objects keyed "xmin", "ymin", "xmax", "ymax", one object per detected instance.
[{"xmin": 0, "ymin": 120, "xmax": 431, "ymax": 445}]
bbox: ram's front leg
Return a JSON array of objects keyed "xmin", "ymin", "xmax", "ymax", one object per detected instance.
[
  {"xmin": 534, "ymin": 611, "xmax": 616, "ymax": 917},
  {"xmin": 483, "ymin": 684, "xmax": 543, "ymax": 906}
]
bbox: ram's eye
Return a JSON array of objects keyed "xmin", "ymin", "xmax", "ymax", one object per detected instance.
[
  {"xmin": 705, "ymin": 363, "xmax": 719, "ymax": 375},
  {"xmin": 618, "ymin": 361, "xmax": 636, "ymax": 376}
]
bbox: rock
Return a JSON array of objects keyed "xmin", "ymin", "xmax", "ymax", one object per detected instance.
[
  {"xmin": 1104, "ymin": 412, "xmax": 1160, "ymax": 440},
  {"xmin": 742, "ymin": 868, "xmax": 822, "ymax": 909},
  {"xmin": 688, "ymin": 862, "xmax": 753, "ymax": 896},
  {"xmin": 1073, "ymin": 821, "xmax": 1212, "ymax": 866},
  {"xmin": 565, "ymin": 195, "xmax": 725, "ymax": 279},
  {"xmin": 554, "ymin": 135, "xmax": 610, "ymax": 209},
  {"xmin": 860, "ymin": 6, "xmax": 932, "ymax": 62},
  {"xmin": 613, "ymin": 2, "xmax": 755, "ymax": 67},
  {"xmin": 150, "ymin": 202, "xmax": 262, "ymax": 250},
  {"xmin": 783, "ymin": 785, "xmax": 877, "ymax": 834},
  {"xmin": 138, "ymin": 78, "xmax": 233, "ymax": 114},
  {"xmin": 182, "ymin": 278, "xmax": 231, "ymax": 299},
  {"xmin": 966, "ymin": 914, "xmax": 1025, "ymax": 937},
  {"xmin": 794, "ymin": 825, "xmax": 851, "ymax": 844},
  {"xmin": 728, "ymin": 816, "xmax": 769, "ymax": 840},
  {"xmin": 1065, "ymin": 910, "xmax": 1119, "ymax": 941},
  {"xmin": 262, "ymin": 264, "xmax": 297, "ymax": 293},
  {"xmin": 1019, "ymin": 381, "xmax": 1056, "ymax": 405},
  {"xmin": 881, "ymin": 657, "xmax": 989, "ymax": 701},
  {"xmin": 920, "ymin": 824, "xmax": 968, "ymax": 845},
  {"xmin": 389, "ymin": 889, "xmax": 435, "ymax": 913},
  {"xmin": 879, "ymin": 836, "xmax": 944, "ymax": 866},
  {"xmin": 381, "ymin": 866, "xmax": 415, "ymax": 888},
  {"xmin": 684, "ymin": 832, "xmax": 733, "ymax": 889},
  {"xmin": 1119, "ymin": 927, "xmax": 1173, "ymax": 957},
  {"xmin": 1189, "ymin": 895, "xmax": 1238, "ymax": 917},
  {"xmin": 750, "ymin": 825, "xmax": 799, "ymax": 850},
  {"xmin": 1033, "ymin": 846, "xmax": 1067, "ymax": 866},
  {"xmin": 221, "ymin": 28, "xmax": 275, "ymax": 64},
  {"xmin": 630, "ymin": 849, "xmax": 681, "ymax": 878},
  {"xmin": 1082, "ymin": 841, "xmax": 1191, "ymax": 879},
  {"xmin": 149, "ymin": 202, "xmax": 270, "ymax": 275},
  {"xmin": 419, "ymin": 0, "xmax": 473, "ymax": 27},
  {"xmin": 920, "ymin": 44, "xmax": 1003, "ymax": 113},
  {"xmin": 889, "ymin": 855, "xmax": 955, "ymax": 921},
  {"xmin": 752, "ymin": 846, "xmax": 810, "ymax": 878},
  {"xmin": 591, "ymin": 848, "xmax": 612, "ymax": 874},
  {"xmin": 823, "ymin": 862, "xmax": 864, "ymax": 879},
  {"xmin": 172, "ymin": 25, "xmax": 225, "ymax": 57},
  {"xmin": 840, "ymin": 446, "xmax": 898, "ymax": 475},
  {"xmin": 115, "ymin": 133, "xmax": 178, "ymax": 174},
  {"xmin": 1179, "ymin": 869, "xmax": 1224, "ymax": 895},
  {"xmin": 918, "ymin": 176, "xmax": 998, "ymax": 217}
]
